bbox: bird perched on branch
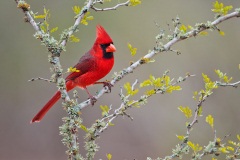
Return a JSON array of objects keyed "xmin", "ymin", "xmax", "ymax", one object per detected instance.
[{"xmin": 31, "ymin": 25, "xmax": 116, "ymax": 123}]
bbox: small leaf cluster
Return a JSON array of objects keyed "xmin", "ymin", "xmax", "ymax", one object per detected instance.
[
  {"xmin": 72, "ymin": 6, "xmax": 94, "ymax": 25},
  {"xmin": 30, "ymin": 8, "xmax": 65, "ymax": 56},
  {"xmin": 124, "ymin": 82, "xmax": 139, "ymax": 96},
  {"xmin": 140, "ymin": 73, "xmax": 181, "ymax": 96},
  {"xmin": 212, "ymin": 1, "xmax": 233, "ymax": 17},
  {"xmin": 33, "ymin": 7, "xmax": 58, "ymax": 34},
  {"xmin": 225, "ymin": 135, "xmax": 240, "ymax": 160},
  {"xmin": 122, "ymin": 81, "xmax": 144, "ymax": 108},
  {"xmin": 188, "ymin": 141, "xmax": 202, "ymax": 155},
  {"xmin": 69, "ymin": 35, "xmax": 80, "ymax": 42},
  {"xmin": 129, "ymin": 0, "xmax": 141, "ymax": 7},
  {"xmin": 203, "ymin": 135, "xmax": 240, "ymax": 159},
  {"xmin": 128, "ymin": 43, "xmax": 137, "ymax": 56},
  {"xmin": 193, "ymin": 73, "xmax": 218, "ymax": 103},
  {"xmin": 215, "ymin": 69, "xmax": 232, "ymax": 83},
  {"xmin": 121, "ymin": 72, "xmax": 184, "ymax": 112},
  {"xmin": 99, "ymin": 105, "xmax": 110, "ymax": 117},
  {"xmin": 178, "ymin": 106, "xmax": 192, "ymax": 119}
]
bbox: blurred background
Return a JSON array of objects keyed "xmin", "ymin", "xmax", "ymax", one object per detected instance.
[{"xmin": 1, "ymin": 0, "xmax": 240, "ymax": 159}]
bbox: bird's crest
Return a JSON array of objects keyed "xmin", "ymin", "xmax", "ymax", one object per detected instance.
[{"xmin": 96, "ymin": 25, "xmax": 113, "ymax": 44}]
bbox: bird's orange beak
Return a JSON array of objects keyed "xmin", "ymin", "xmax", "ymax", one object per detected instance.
[{"xmin": 106, "ymin": 44, "xmax": 116, "ymax": 53}]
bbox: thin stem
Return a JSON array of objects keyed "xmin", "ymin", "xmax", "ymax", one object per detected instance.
[{"xmin": 91, "ymin": 0, "xmax": 129, "ymax": 11}]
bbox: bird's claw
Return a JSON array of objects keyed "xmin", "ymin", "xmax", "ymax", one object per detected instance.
[
  {"xmin": 102, "ymin": 81, "xmax": 113, "ymax": 93},
  {"xmin": 89, "ymin": 96, "xmax": 97, "ymax": 106}
]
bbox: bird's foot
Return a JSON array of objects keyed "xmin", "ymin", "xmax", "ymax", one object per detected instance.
[
  {"xmin": 95, "ymin": 81, "xmax": 113, "ymax": 93},
  {"xmin": 89, "ymin": 96, "xmax": 97, "ymax": 106},
  {"xmin": 102, "ymin": 81, "xmax": 113, "ymax": 93}
]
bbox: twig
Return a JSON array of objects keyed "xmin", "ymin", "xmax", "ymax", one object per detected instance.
[
  {"xmin": 216, "ymin": 80, "xmax": 240, "ymax": 88},
  {"xmin": 61, "ymin": 0, "xmax": 93, "ymax": 47},
  {"xmin": 28, "ymin": 77, "xmax": 52, "ymax": 83},
  {"xmin": 91, "ymin": 0, "xmax": 129, "ymax": 11},
  {"xmin": 131, "ymin": 79, "xmax": 138, "ymax": 91},
  {"xmin": 15, "ymin": 0, "xmax": 42, "ymax": 35}
]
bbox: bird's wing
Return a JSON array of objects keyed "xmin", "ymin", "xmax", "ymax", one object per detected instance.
[{"xmin": 65, "ymin": 52, "xmax": 96, "ymax": 82}]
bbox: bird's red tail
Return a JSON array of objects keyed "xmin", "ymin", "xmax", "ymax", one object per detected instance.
[{"xmin": 30, "ymin": 91, "xmax": 61, "ymax": 123}]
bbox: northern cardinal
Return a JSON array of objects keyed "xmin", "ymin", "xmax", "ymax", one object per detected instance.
[{"xmin": 31, "ymin": 25, "xmax": 116, "ymax": 123}]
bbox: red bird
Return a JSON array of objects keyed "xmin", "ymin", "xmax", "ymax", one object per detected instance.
[{"xmin": 31, "ymin": 25, "xmax": 116, "ymax": 123}]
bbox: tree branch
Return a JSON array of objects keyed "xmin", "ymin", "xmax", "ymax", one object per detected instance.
[
  {"xmin": 73, "ymin": 9, "xmax": 240, "ymax": 112},
  {"xmin": 91, "ymin": 0, "xmax": 129, "ymax": 11}
]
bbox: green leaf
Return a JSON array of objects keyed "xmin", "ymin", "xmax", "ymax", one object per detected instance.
[
  {"xmin": 192, "ymin": 91, "xmax": 198, "ymax": 100},
  {"xmin": 223, "ymin": 75, "xmax": 232, "ymax": 83},
  {"xmin": 206, "ymin": 115, "xmax": 214, "ymax": 128},
  {"xmin": 129, "ymin": 0, "xmax": 141, "ymax": 6},
  {"xmin": 100, "ymin": 105, "xmax": 110, "ymax": 116},
  {"xmin": 67, "ymin": 67, "xmax": 80, "ymax": 73},
  {"xmin": 140, "ymin": 79, "xmax": 152, "ymax": 87},
  {"xmin": 69, "ymin": 35, "xmax": 80, "ymax": 42},
  {"xmin": 187, "ymin": 141, "xmax": 202, "ymax": 153},
  {"xmin": 202, "ymin": 73, "xmax": 218, "ymax": 91},
  {"xmin": 197, "ymin": 106, "xmax": 203, "ymax": 116},
  {"xmin": 167, "ymin": 85, "xmax": 182, "ymax": 93},
  {"xmin": 164, "ymin": 75, "xmax": 170, "ymax": 86},
  {"xmin": 215, "ymin": 69, "xmax": 223, "ymax": 78},
  {"xmin": 226, "ymin": 146, "xmax": 234, "ymax": 151},
  {"xmin": 80, "ymin": 124, "xmax": 88, "ymax": 132},
  {"xmin": 219, "ymin": 147, "xmax": 230, "ymax": 153},
  {"xmin": 72, "ymin": 6, "xmax": 81, "ymax": 15},
  {"xmin": 34, "ymin": 14, "xmax": 46, "ymax": 19},
  {"xmin": 108, "ymin": 122, "xmax": 115, "ymax": 126},
  {"xmin": 178, "ymin": 106, "xmax": 192, "ymax": 118},
  {"xmin": 40, "ymin": 25, "xmax": 46, "ymax": 33},
  {"xmin": 228, "ymin": 140, "xmax": 237, "ymax": 146},
  {"xmin": 219, "ymin": 30, "xmax": 225, "ymax": 36},
  {"xmin": 237, "ymin": 134, "xmax": 240, "ymax": 141},
  {"xmin": 179, "ymin": 24, "xmax": 187, "ymax": 33},
  {"xmin": 176, "ymin": 135, "xmax": 185, "ymax": 141},
  {"xmin": 145, "ymin": 89, "xmax": 155, "ymax": 96},
  {"xmin": 106, "ymin": 153, "xmax": 112, "ymax": 160},
  {"xmin": 50, "ymin": 27, "xmax": 58, "ymax": 33},
  {"xmin": 212, "ymin": 1, "xmax": 233, "ymax": 15},
  {"xmin": 81, "ymin": 12, "xmax": 94, "ymax": 25},
  {"xmin": 124, "ymin": 82, "xmax": 139, "ymax": 96},
  {"xmin": 128, "ymin": 43, "xmax": 137, "ymax": 56},
  {"xmin": 199, "ymin": 31, "xmax": 208, "ymax": 36},
  {"xmin": 202, "ymin": 73, "xmax": 211, "ymax": 83}
]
